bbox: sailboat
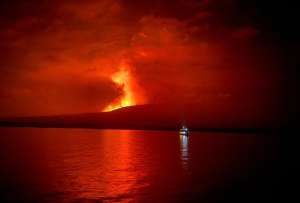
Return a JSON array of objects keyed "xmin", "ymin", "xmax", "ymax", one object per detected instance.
[{"xmin": 179, "ymin": 125, "xmax": 189, "ymax": 136}]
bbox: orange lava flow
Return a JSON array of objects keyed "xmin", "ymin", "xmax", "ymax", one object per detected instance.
[{"xmin": 103, "ymin": 63, "xmax": 136, "ymax": 112}]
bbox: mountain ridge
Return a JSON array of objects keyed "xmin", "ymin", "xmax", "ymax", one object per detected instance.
[{"xmin": 0, "ymin": 102, "xmax": 287, "ymax": 132}]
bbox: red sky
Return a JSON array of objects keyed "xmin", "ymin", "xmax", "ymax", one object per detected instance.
[{"xmin": 0, "ymin": 0, "xmax": 290, "ymax": 117}]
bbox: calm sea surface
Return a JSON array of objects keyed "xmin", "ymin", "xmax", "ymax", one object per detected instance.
[{"xmin": 0, "ymin": 128, "xmax": 281, "ymax": 202}]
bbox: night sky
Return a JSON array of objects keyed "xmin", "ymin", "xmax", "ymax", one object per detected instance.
[{"xmin": 0, "ymin": 0, "xmax": 297, "ymax": 118}]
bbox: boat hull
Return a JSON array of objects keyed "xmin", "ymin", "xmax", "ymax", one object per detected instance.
[{"xmin": 179, "ymin": 131, "xmax": 189, "ymax": 136}]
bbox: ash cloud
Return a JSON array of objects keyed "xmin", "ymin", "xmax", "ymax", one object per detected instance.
[{"xmin": 0, "ymin": 0, "xmax": 288, "ymax": 116}]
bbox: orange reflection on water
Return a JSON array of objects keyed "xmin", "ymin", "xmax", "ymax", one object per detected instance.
[
  {"xmin": 100, "ymin": 130, "xmax": 139, "ymax": 199},
  {"xmin": 62, "ymin": 130, "xmax": 148, "ymax": 202}
]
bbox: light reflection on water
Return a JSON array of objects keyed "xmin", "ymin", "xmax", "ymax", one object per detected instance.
[
  {"xmin": 179, "ymin": 135, "xmax": 189, "ymax": 170},
  {"xmin": 0, "ymin": 128, "xmax": 280, "ymax": 203},
  {"xmin": 60, "ymin": 130, "xmax": 150, "ymax": 202}
]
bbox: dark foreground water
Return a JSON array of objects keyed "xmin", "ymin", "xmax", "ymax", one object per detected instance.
[{"xmin": 0, "ymin": 128, "xmax": 281, "ymax": 203}]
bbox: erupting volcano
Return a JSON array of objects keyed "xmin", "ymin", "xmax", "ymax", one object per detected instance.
[{"xmin": 103, "ymin": 63, "xmax": 137, "ymax": 112}]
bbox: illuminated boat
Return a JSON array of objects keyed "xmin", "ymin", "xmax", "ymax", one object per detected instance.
[{"xmin": 179, "ymin": 126, "xmax": 189, "ymax": 136}]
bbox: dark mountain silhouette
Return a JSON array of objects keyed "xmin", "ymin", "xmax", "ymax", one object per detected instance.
[{"xmin": 0, "ymin": 101, "xmax": 287, "ymax": 132}]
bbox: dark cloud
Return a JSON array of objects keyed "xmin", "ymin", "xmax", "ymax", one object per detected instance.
[
  {"xmin": 0, "ymin": 0, "xmax": 294, "ymax": 116},
  {"xmin": 0, "ymin": 74, "xmax": 119, "ymax": 116}
]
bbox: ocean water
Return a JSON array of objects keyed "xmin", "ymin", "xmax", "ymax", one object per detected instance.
[{"xmin": 0, "ymin": 128, "xmax": 281, "ymax": 202}]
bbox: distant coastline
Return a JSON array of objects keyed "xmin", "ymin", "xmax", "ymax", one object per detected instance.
[{"xmin": 0, "ymin": 104, "xmax": 287, "ymax": 134}]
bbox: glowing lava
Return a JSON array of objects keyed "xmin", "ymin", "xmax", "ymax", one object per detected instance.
[{"xmin": 103, "ymin": 63, "xmax": 136, "ymax": 112}]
